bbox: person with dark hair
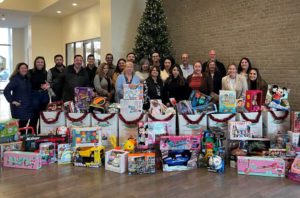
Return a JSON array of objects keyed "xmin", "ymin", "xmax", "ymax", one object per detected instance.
[
  {"xmin": 105, "ymin": 53, "xmax": 115, "ymax": 77},
  {"xmin": 127, "ymin": 52, "xmax": 140, "ymax": 71},
  {"xmin": 112, "ymin": 58, "xmax": 126, "ymax": 86},
  {"xmin": 135, "ymin": 58, "xmax": 150, "ymax": 83},
  {"xmin": 202, "ymin": 49, "xmax": 226, "ymax": 78},
  {"xmin": 151, "ymin": 52, "xmax": 161, "ymax": 68},
  {"xmin": 164, "ymin": 64, "xmax": 189, "ymax": 105},
  {"xmin": 4, "ymin": 63, "xmax": 33, "ymax": 129},
  {"xmin": 85, "ymin": 54, "xmax": 97, "ymax": 88},
  {"xmin": 161, "ymin": 57, "xmax": 174, "ymax": 82},
  {"xmin": 94, "ymin": 63, "xmax": 115, "ymax": 102},
  {"xmin": 180, "ymin": 53, "xmax": 193, "ymax": 79},
  {"xmin": 52, "ymin": 54, "xmax": 89, "ymax": 101},
  {"xmin": 143, "ymin": 65, "xmax": 164, "ymax": 110},
  {"xmin": 28, "ymin": 56, "xmax": 50, "ymax": 133},
  {"xmin": 205, "ymin": 60, "xmax": 222, "ymax": 95},
  {"xmin": 248, "ymin": 68, "xmax": 268, "ymax": 101},
  {"xmin": 47, "ymin": 54, "xmax": 65, "ymax": 101},
  {"xmin": 238, "ymin": 57, "xmax": 252, "ymax": 78}
]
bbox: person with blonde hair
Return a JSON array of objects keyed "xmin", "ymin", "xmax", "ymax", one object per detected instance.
[{"xmin": 94, "ymin": 62, "xmax": 115, "ymax": 101}]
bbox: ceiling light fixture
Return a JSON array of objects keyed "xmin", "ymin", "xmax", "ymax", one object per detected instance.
[
  {"xmin": 56, "ymin": 10, "xmax": 62, "ymax": 14},
  {"xmin": 72, "ymin": 3, "xmax": 77, "ymax": 6},
  {"xmin": 0, "ymin": 0, "xmax": 5, "ymax": 4}
]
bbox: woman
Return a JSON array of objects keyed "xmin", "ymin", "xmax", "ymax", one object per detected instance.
[
  {"xmin": 28, "ymin": 56, "xmax": 50, "ymax": 133},
  {"xmin": 135, "ymin": 58, "xmax": 150, "ymax": 83},
  {"xmin": 94, "ymin": 63, "xmax": 115, "ymax": 102},
  {"xmin": 4, "ymin": 63, "xmax": 33, "ymax": 129},
  {"xmin": 222, "ymin": 63, "xmax": 248, "ymax": 98},
  {"xmin": 248, "ymin": 68, "xmax": 268, "ymax": 101},
  {"xmin": 238, "ymin": 57, "xmax": 252, "ymax": 78},
  {"xmin": 115, "ymin": 61, "xmax": 140, "ymax": 103},
  {"xmin": 164, "ymin": 64, "xmax": 189, "ymax": 106},
  {"xmin": 187, "ymin": 61, "xmax": 212, "ymax": 96},
  {"xmin": 160, "ymin": 57, "xmax": 174, "ymax": 82},
  {"xmin": 112, "ymin": 58, "xmax": 126, "ymax": 86},
  {"xmin": 205, "ymin": 60, "xmax": 222, "ymax": 95},
  {"xmin": 143, "ymin": 65, "xmax": 164, "ymax": 110}
]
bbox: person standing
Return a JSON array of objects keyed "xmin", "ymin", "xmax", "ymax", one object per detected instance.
[
  {"xmin": 105, "ymin": 53, "xmax": 116, "ymax": 78},
  {"xmin": 238, "ymin": 57, "xmax": 252, "ymax": 78},
  {"xmin": 151, "ymin": 52, "xmax": 162, "ymax": 68},
  {"xmin": 85, "ymin": 54, "xmax": 97, "ymax": 88},
  {"xmin": 202, "ymin": 49, "xmax": 226, "ymax": 78},
  {"xmin": 248, "ymin": 68, "xmax": 268, "ymax": 101},
  {"xmin": 94, "ymin": 63, "xmax": 115, "ymax": 102},
  {"xmin": 180, "ymin": 53, "xmax": 193, "ymax": 79},
  {"xmin": 160, "ymin": 57, "xmax": 174, "ymax": 82},
  {"xmin": 112, "ymin": 58, "xmax": 126, "ymax": 87},
  {"xmin": 127, "ymin": 52, "xmax": 140, "ymax": 71},
  {"xmin": 135, "ymin": 58, "xmax": 150, "ymax": 83}
]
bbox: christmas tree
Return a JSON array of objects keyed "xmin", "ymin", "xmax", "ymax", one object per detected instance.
[{"xmin": 133, "ymin": 0, "xmax": 172, "ymax": 62}]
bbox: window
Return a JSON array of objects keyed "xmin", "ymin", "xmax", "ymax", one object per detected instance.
[
  {"xmin": 66, "ymin": 38, "xmax": 101, "ymax": 66},
  {"xmin": 0, "ymin": 28, "xmax": 12, "ymax": 82}
]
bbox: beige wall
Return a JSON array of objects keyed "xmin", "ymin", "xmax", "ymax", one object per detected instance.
[{"xmin": 12, "ymin": 28, "xmax": 25, "ymax": 68}]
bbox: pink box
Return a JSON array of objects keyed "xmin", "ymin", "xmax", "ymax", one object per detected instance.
[
  {"xmin": 160, "ymin": 136, "xmax": 201, "ymax": 151},
  {"xmin": 237, "ymin": 156, "xmax": 285, "ymax": 177},
  {"xmin": 3, "ymin": 151, "xmax": 42, "ymax": 170}
]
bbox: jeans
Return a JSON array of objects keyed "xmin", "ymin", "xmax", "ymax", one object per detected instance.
[{"xmin": 31, "ymin": 90, "xmax": 50, "ymax": 133}]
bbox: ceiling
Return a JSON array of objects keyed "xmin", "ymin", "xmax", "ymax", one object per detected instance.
[{"xmin": 0, "ymin": 0, "xmax": 99, "ymax": 28}]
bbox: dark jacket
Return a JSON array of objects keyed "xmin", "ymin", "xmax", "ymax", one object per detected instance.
[
  {"xmin": 164, "ymin": 77, "xmax": 189, "ymax": 103},
  {"xmin": 143, "ymin": 77, "xmax": 164, "ymax": 110},
  {"xmin": 202, "ymin": 60, "xmax": 227, "ymax": 78},
  {"xmin": 4, "ymin": 73, "xmax": 33, "ymax": 120},
  {"xmin": 53, "ymin": 65, "xmax": 90, "ymax": 101},
  {"xmin": 85, "ymin": 65, "xmax": 97, "ymax": 88},
  {"xmin": 206, "ymin": 71, "xmax": 222, "ymax": 95},
  {"xmin": 28, "ymin": 69, "xmax": 48, "ymax": 91},
  {"xmin": 49, "ymin": 65, "xmax": 65, "ymax": 100}
]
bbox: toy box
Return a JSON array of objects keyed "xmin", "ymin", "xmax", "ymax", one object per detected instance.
[
  {"xmin": 245, "ymin": 90, "xmax": 262, "ymax": 112},
  {"xmin": 123, "ymin": 84, "xmax": 143, "ymax": 100},
  {"xmin": 23, "ymin": 134, "xmax": 68, "ymax": 152},
  {"xmin": 160, "ymin": 136, "xmax": 201, "ymax": 151},
  {"xmin": 288, "ymin": 131, "xmax": 300, "ymax": 146},
  {"xmin": 128, "ymin": 153, "xmax": 155, "ymax": 175},
  {"xmin": 71, "ymin": 127, "xmax": 101, "ymax": 147},
  {"xmin": 265, "ymin": 84, "xmax": 290, "ymax": 111},
  {"xmin": 237, "ymin": 112, "xmax": 263, "ymax": 138},
  {"xmin": 237, "ymin": 156, "xmax": 285, "ymax": 177},
  {"xmin": 105, "ymin": 149, "xmax": 128, "ymax": 173},
  {"xmin": 178, "ymin": 113, "xmax": 207, "ymax": 136},
  {"xmin": 39, "ymin": 142, "xmax": 56, "ymax": 165},
  {"xmin": 74, "ymin": 87, "xmax": 93, "ymax": 112},
  {"xmin": 57, "ymin": 144, "xmax": 73, "ymax": 164},
  {"xmin": 120, "ymin": 99, "xmax": 143, "ymax": 114},
  {"xmin": 66, "ymin": 112, "xmax": 91, "ymax": 127},
  {"xmin": 262, "ymin": 110, "xmax": 290, "ymax": 138},
  {"xmin": 219, "ymin": 90, "xmax": 236, "ymax": 113},
  {"xmin": 270, "ymin": 133, "xmax": 289, "ymax": 149},
  {"xmin": 0, "ymin": 141, "xmax": 22, "ymax": 162},
  {"xmin": 0, "ymin": 119, "xmax": 19, "ymax": 143},
  {"xmin": 3, "ymin": 151, "xmax": 42, "ymax": 170},
  {"xmin": 73, "ymin": 145, "xmax": 105, "ymax": 168},
  {"xmin": 40, "ymin": 111, "xmax": 66, "ymax": 135},
  {"xmin": 291, "ymin": 111, "xmax": 300, "ymax": 133},
  {"xmin": 228, "ymin": 121, "xmax": 252, "ymax": 140}
]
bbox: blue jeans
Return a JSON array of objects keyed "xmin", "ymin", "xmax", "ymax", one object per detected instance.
[{"xmin": 31, "ymin": 90, "xmax": 50, "ymax": 133}]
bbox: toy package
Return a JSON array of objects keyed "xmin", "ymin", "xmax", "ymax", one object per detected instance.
[
  {"xmin": 0, "ymin": 119, "xmax": 19, "ymax": 143},
  {"xmin": 149, "ymin": 99, "xmax": 167, "ymax": 115},
  {"xmin": 74, "ymin": 87, "xmax": 93, "ymax": 112},
  {"xmin": 3, "ymin": 151, "xmax": 42, "ymax": 170},
  {"xmin": 189, "ymin": 90, "xmax": 213, "ymax": 113},
  {"xmin": 288, "ymin": 155, "xmax": 300, "ymax": 182},
  {"xmin": 265, "ymin": 84, "xmax": 290, "ymax": 111},
  {"xmin": 0, "ymin": 141, "xmax": 22, "ymax": 162},
  {"xmin": 291, "ymin": 111, "xmax": 300, "ymax": 133},
  {"xmin": 105, "ymin": 149, "xmax": 128, "ymax": 173},
  {"xmin": 73, "ymin": 146, "xmax": 105, "ymax": 168},
  {"xmin": 128, "ymin": 153, "xmax": 155, "ymax": 175},
  {"xmin": 90, "ymin": 97, "xmax": 108, "ymax": 112},
  {"xmin": 237, "ymin": 156, "xmax": 285, "ymax": 177},
  {"xmin": 219, "ymin": 90, "xmax": 236, "ymax": 113},
  {"xmin": 57, "ymin": 144, "xmax": 73, "ymax": 164},
  {"xmin": 245, "ymin": 90, "xmax": 262, "ymax": 112},
  {"xmin": 270, "ymin": 133, "xmax": 289, "ymax": 149},
  {"xmin": 228, "ymin": 121, "xmax": 252, "ymax": 140},
  {"xmin": 71, "ymin": 127, "xmax": 101, "ymax": 147},
  {"xmin": 288, "ymin": 131, "xmax": 300, "ymax": 146},
  {"xmin": 160, "ymin": 136, "xmax": 201, "ymax": 151},
  {"xmin": 39, "ymin": 142, "xmax": 56, "ymax": 165},
  {"xmin": 123, "ymin": 84, "xmax": 143, "ymax": 100},
  {"xmin": 120, "ymin": 99, "xmax": 143, "ymax": 114},
  {"xmin": 238, "ymin": 112, "xmax": 263, "ymax": 138},
  {"xmin": 176, "ymin": 100, "xmax": 194, "ymax": 115}
]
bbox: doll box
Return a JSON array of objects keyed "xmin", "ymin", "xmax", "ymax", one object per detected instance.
[
  {"xmin": 40, "ymin": 111, "xmax": 66, "ymax": 135},
  {"xmin": 0, "ymin": 141, "xmax": 23, "ymax": 162},
  {"xmin": 178, "ymin": 114, "xmax": 207, "ymax": 136},
  {"xmin": 219, "ymin": 90, "xmax": 236, "ymax": 113},
  {"xmin": 105, "ymin": 149, "xmax": 128, "ymax": 173},
  {"xmin": 291, "ymin": 112, "xmax": 300, "ymax": 133},
  {"xmin": 245, "ymin": 90, "xmax": 262, "ymax": 112},
  {"xmin": 3, "ymin": 151, "xmax": 42, "ymax": 170},
  {"xmin": 66, "ymin": 113, "xmax": 91, "ymax": 127},
  {"xmin": 237, "ymin": 156, "xmax": 285, "ymax": 177},
  {"xmin": 39, "ymin": 142, "xmax": 56, "ymax": 165},
  {"xmin": 228, "ymin": 121, "xmax": 252, "ymax": 140},
  {"xmin": 71, "ymin": 127, "xmax": 102, "ymax": 147},
  {"xmin": 262, "ymin": 110, "xmax": 290, "ymax": 138},
  {"xmin": 128, "ymin": 153, "xmax": 156, "ymax": 175},
  {"xmin": 237, "ymin": 112, "xmax": 263, "ymax": 138},
  {"xmin": 57, "ymin": 144, "xmax": 73, "ymax": 165},
  {"xmin": 160, "ymin": 136, "xmax": 201, "ymax": 151},
  {"xmin": 0, "ymin": 119, "xmax": 19, "ymax": 143}
]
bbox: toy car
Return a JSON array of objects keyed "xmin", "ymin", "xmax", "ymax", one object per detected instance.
[
  {"xmin": 163, "ymin": 150, "xmax": 190, "ymax": 166},
  {"xmin": 74, "ymin": 146, "xmax": 105, "ymax": 168}
]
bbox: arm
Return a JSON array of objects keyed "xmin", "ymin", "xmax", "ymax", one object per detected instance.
[
  {"xmin": 94, "ymin": 75, "xmax": 109, "ymax": 96},
  {"xmin": 221, "ymin": 76, "xmax": 226, "ymax": 90},
  {"xmin": 3, "ymin": 79, "xmax": 17, "ymax": 103},
  {"xmin": 47, "ymin": 70, "xmax": 53, "ymax": 84},
  {"xmin": 241, "ymin": 76, "xmax": 248, "ymax": 97}
]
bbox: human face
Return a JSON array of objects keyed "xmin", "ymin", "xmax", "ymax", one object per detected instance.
[
  {"xmin": 164, "ymin": 59, "xmax": 172, "ymax": 71},
  {"xmin": 241, "ymin": 59, "xmax": 249, "ymax": 72},
  {"xmin": 127, "ymin": 54, "xmax": 135, "ymax": 62},
  {"xmin": 74, "ymin": 56, "xmax": 83, "ymax": 68},
  {"xmin": 172, "ymin": 67, "xmax": 179, "ymax": 78},
  {"xmin": 228, "ymin": 65, "xmax": 237, "ymax": 78},
  {"xmin": 54, "ymin": 56, "xmax": 63, "ymax": 66},
  {"xmin": 103, "ymin": 65, "xmax": 109, "ymax": 75},
  {"xmin": 209, "ymin": 50, "xmax": 216, "ymax": 61},
  {"xmin": 249, "ymin": 69, "xmax": 258, "ymax": 81},
  {"xmin": 118, "ymin": 60, "xmax": 126, "ymax": 71},
  {"xmin": 193, "ymin": 62, "xmax": 202, "ymax": 74},
  {"xmin": 19, "ymin": 65, "xmax": 28, "ymax": 76},
  {"xmin": 151, "ymin": 67, "xmax": 159, "ymax": 78},
  {"xmin": 35, "ymin": 58, "xmax": 45, "ymax": 70},
  {"xmin": 152, "ymin": 53, "xmax": 160, "ymax": 62},
  {"xmin": 105, "ymin": 55, "xmax": 113, "ymax": 65},
  {"xmin": 87, "ymin": 56, "xmax": 95, "ymax": 65},
  {"xmin": 181, "ymin": 54, "xmax": 189, "ymax": 65},
  {"xmin": 141, "ymin": 63, "xmax": 149, "ymax": 72},
  {"xmin": 208, "ymin": 62, "xmax": 216, "ymax": 72},
  {"xmin": 124, "ymin": 62, "xmax": 134, "ymax": 75}
]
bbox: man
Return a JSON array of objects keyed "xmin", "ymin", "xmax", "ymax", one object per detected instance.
[
  {"xmin": 105, "ymin": 53, "xmax": 115, "ymax": 78},
  {"xmin": 180, "ymin": 53, "xmax": 193, "ymax": 78},
  {"xmin": 202, "ymin": 49, "xmax": 226, "ymax": 77},
  {"xmin": 151, "ymin": 52, "xmax": 162, "ymax": 69},
  {"xmin": 85, "ymin": 54, "xmax": 97, "ymax": 88},
  {"xmin": 47, "ymin": 54, "xmax": 65, "ymax": 101},
  {"xmin": 53, "ymin": 55, "xmax": 89, "ymax": 102},
  {"xmin": 127, "ymin": 52, "xmax": 140, "ymax": 71}
]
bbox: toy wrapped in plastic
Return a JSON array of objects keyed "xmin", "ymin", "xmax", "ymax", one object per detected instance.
[
  {"xmin": 189, "ymin": 90, "xmax": 214, "ymax": 113},
  {"xmin": 176, "ymin": 100, "xmax": 194, "ymax": 115},
  {"xmin": 0, "ymin": 119, "xmax": 19, "ymax": 143},
  {"xmin": 74, "ymin": 87, "xmax": 93, "ymax": 112},
  {"xmin": 265, "ymin": 84, "xmax": 290, "ymax": 111}
]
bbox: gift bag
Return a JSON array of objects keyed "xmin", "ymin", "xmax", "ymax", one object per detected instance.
[
  {"xmin": 208, "ymin": 113, "xmax": 236, "ymax": 133},
  {"xmin": 66, "ymin": 112, "xmax": 91, "ymax": 127},
  {"xmin": 147, "ymin": 113, "xmax": 176, "ymax": 136},
  {"xmin": 178, "ymin": 113, "xmax": 207, "ymax": 136},
  {"xmin": 262, "ymin": 110, "xmax": 290, "ymax": 138},
  {"xmin": 40, "ymin": 111, "xmax": 66, "ymax": 135},
  {"xmin": 237, "ymin": 112, "xmax": 263, "ymax": 138}
]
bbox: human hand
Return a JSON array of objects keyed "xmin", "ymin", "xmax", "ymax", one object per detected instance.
[
  {"xmin": 12, "ymin": 101, "xmax": 21, "ymax": 106},
  {"xmin": 41, "ymin": 81, "xmax": 50, "ymax": 90}
]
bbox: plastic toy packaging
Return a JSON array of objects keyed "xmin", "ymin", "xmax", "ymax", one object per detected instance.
[
  {"xmin": 288, "ymin": 154, "xmax": 300, "ymax": 182},
  {"xmin": 228, "ymin": 121, "xmax": 252, "ymax": 140},
  {"xmin": 265, "ymin": 84, "xmax": 290, "ymax": 111},
  {"xmin": 208, "ymin": 154, "xmax": 225, "ymax": 174},
  {"xmin": 189, "ymin": 90, "xmax": 214, "ymax": 113},
  {"xmin": 245, "ymin": 90, "xmax": 262, "ymax": 112},
  {"xmin": 73, "ymin": 146, "xmax": 105, "ymax": 168},
  {"xmin": 105, "ymin": 149, "xmax": 128, "ymax": 173},
  {"xmin": 128, "ymin": 153, "xmax": 156, "ymax": 175},
  {"xmin": 176, "ymin": 100, "xmax": 194, "ymax": 115},
  {"xmin": 0, "ymin": 119, "xmax": 19, "ymax": 143},
  {"xmin": 39, "ymin": 142, "xmax": 56, "ymax": 165},
  {"xmin": 74, "ymin": 87, "xmax": 94, "ymax": 112}
]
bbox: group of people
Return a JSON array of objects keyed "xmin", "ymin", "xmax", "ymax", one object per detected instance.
[{"xmin": 4, "ymin": 49, "xmax": 268, "ymax": 132}]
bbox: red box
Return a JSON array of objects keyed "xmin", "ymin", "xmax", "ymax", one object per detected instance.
[{"xmin": 245, "ymin": 90, "xmax": 262, "ymax": 112}]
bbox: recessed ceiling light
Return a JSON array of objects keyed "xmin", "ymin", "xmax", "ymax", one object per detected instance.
[
  {"xmin": 56, "ymin": 10, "xmax": 62, "ymax": 14},
  {"xmin": 0, "ymin": 0, "xmax": 5, "ymax": 4},
  {"xmin": 72, "ymin": 3, "xmax": 77, "ymax": 6},
  {"xmin": 1, "ymin": 15, "xmax": 6, "ymax": 21}
]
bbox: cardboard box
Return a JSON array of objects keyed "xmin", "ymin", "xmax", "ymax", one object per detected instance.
[
  {"xmin": 147, "ymin": 113, "xmax": 176, "ymax": 136},
  {"xmin": 74, "ymin": 87, "xmax": 93, "ymax": 112},
  {"xmin": 120, "ymin": 99, "xmax": 143, "ymax": 115},
  {"xmin": 40, "ymin": 111, "xmax": 66, "ymax": 135},
  {"xmin": 57, "ymin": 144, "xmax": 73, "ymax": 165},
  {"xmin": 105, "ymin": 149, "xmax": 128, "ymax": 173},
  {"xmin": 0, "ymin": 141, "xmax": 22, "ymax": 162},
  {"xmin": 3, "ymin": 151, "xmax": 42, "ymax": 170},
  {"xmin": 0, "ymin": 119, "xmax": 19, "ymax": 143},
  {"xmin": 73, "ymin": 146, "xmax": 105, "ymax": 168},
  {"xmin": 288, "ymin": 131, "xmax": 300, "ymax": 146},
  {"xmin": 123, "ymin": 84, "xmax": 143, "ymax": 100},
  {"xmin": 237, "ymin": 112, "xmax": 263, "ymax": 138},
  {"xmin": 291, "ymin": 111, "xmax": 300, "ymax": 132},
  {"xmin": 263, "ymin": 110, "xmax": 290, "ymax": 138},
  {"xmin": 245, "ymin": 90, "xmax": 262, "ymax": 112},
  {"xmin": 128, "ymin": 153, "xmax": 155, "ymax": 175},
  {"xmin": 71, "ymin": 127, "xmax": 102, "ymax": 147},
  {"xmin": 39, "ymin": 142, "xmax": 56, "ymax": 165},
  {"xmin": 228, "ymin": 121, "xmax": 252, "ymax": 140},
  {"xmin": 219, "ymin": 90, "xmax": 236, "ymax": 113},
  {"xmin": 178, "ymin": 114, "xmax": 207, "ymax": 136}
]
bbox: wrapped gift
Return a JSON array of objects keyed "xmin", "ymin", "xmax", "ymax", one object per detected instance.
[
  {"xmin": 39, "ymin": 142, "xmax": 56, "ymax": 165},
  {"xmin": 128, "ymin": 153, "xmax": 155, "ymax": 175},
  {"xmin": 120, "ymin": 99, "xmax": 143, "ymax": 115},
  {"xmin": 245, "ymin": 90, "xmax": 262, "ymax": 112},
  {"xmin": 237, "ymin": 156, "xmax": 285, "ymax": 177},
  {"xmin": 219, "ymin": 90, "xmax": 236, "ymax": 113},
  {"xmin": 0, "ymin": 141, "xmax": 22, "ymax": 162},
  {"xmin": 147, "ymin": 113, "xmax": 176, "ymax": 136},
  {"xmin": 291, "ymin": 111, "xmax": 300, "ymax": 132},
  {"xmin": 178, "ymin": 113, "xmax": 207, "ymax": 136},
  {"xmin": 228, "ymin": 121, "xmax": 252, "ymax": 140},
  {"xmin": 74, "ymin": 87, "xmax": 93, "ymax": 112},
  {"xmin": 262, "ymin": 110, "xmax": 290, "ymax": 138},
  {"xmin": 71, "ymin": 127, "xmax": 101, "ymax": 147},
  {"xmin": 288, "ymin": 131, "xmax": 300, "ymax": 146},
  {"xmin": 40, "ymin": 111, "xmax": 66, "ymax": 135},
  {"xmin": 3, "ymin": 151, "xmax": 42, "ymax": 170},
  {"xmin": 73, "ymin": 146, "xmax": 105, "ymax": 168},
  {"xmin": 57, "ymin": 144, "xmax": 73, "ymax": 164},
  {"xmin": 91, "ymin": 113, "xmax": 118, "ymax": 149},
  {"xmin": 105, "ymin": 149, "xmax": 128, "ymax": 173},
  {"xmin": 66, "ymin": 112, "xmax": 91, "ymax": 127},
  {"xmin": 237, "ymin": 112, "xmax": 263, "ymax": 138},
  {"xmin": 0, "ymin": 119, "xmax": 19, "ymax": 143},
  {"xmin": 123, "ymin": 84, "xmax": 143, "ymax": 100}
]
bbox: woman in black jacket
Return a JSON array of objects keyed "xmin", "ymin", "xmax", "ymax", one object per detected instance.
[
  {"xmin": 143, "ymin": 65, "xmax": 164, "ymax": 110},
  {"xmin": 205, "ymin": 60, "xmax": 222, "ymax": 95}
]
